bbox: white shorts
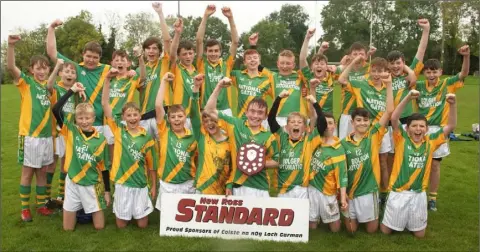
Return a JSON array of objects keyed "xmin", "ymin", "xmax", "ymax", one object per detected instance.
[
  {"xmin": 348, "ymin": 191, "xmax": 379, "ymax": 223},
  {"xmin": 278, "ymin": 185, "xmax": 308, "ymax": 199},
  {"xmin": 380, "ymin": 129, "xmax": 392, "ymax": 154},
  {"xmin": 276, "ymin": 117, "xmax": 288, "ymax": 128},
  {"xmin": 93, "ymin": 125, "xmax": 105, "ymax": 135},
  {"xmin": 339, "ymin": 114, "xmax": 353, "ymax": 140},
  {"xmin": 18, "ymin": 136, "xmax": 54, "ymax": 168},
  {"xmin": 219, "ymin": 108, "xmax": 233, "ymax": 117},
  {"xmin": 428, "ymin": 126, "xmax": 450, "ymax": 158},
  {"xmin": 308, "ymin": 185, "xmax": 340, "ymax": 223},
  {"xmin": 388, "ymin": 125, "xmax": 407, "ymax": 154},
  {"xmin": 261, "ymin": 119, "xmax": 270, "ymax": 130},
  {"xmin": 63, "ymin": 176, "xmax": 105, "ymax": 214},
  {"xmin": 155, "ymin": 180, "xmax": 195, "ymax": 211},
  {"xmin": 382, "ymin": 191, "xmax": 427, "ymax": 232},
  {"xmin": 185, "ymin": 118, "xmax": 192, "ymax": 131},
  {"xmin": 113, "ymin": 183, "xmax": 153, "ymax": 220},
  {"xmin": 233, "ymin": 186, "xmax": 270, "ymax": 197},
  {"xmin": 55, "ymin": 135, "xmax": 66, "ymax": 158},
  {"xmin": 140, "ymin": 117, "xmax": 159, "ymax": 139}
]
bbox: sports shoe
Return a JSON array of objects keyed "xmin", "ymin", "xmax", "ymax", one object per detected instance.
[
  {"xmin": 37, "ymin": 206, "xmax": 55, "ymax": 216},
  {"xmin": 21, "ymin": 209, "xmax": 33, "ymax": 222},
  {"xmin": 428, "ymin": 200, "xmax": 437, "ymax": 211},
  {"xmin": 45, "ymin": 199, "xmax": 56, "ymax": 210}
]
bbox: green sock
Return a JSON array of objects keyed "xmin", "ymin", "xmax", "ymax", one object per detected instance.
[
  {"xmin": 46, "ymin": 172, "xmax": 54, "ymax": 200},
  {"xmin": 58, "ymin": 172, "xmax": 66, "ymax": 199},
  {"xmin": 20, "ymin": 185, "xmax": 31, "ymax": 210},
  {"xmin": 36, "ymin": 186, "xmax": 47, "ymax": 208},
  {"xmin": 429, "ymin": 192, "xmax": 437, "ymax": 201}
]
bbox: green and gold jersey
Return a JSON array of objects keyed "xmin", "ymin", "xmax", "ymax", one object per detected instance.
[
  {"xmin": 391, "ymin": 57, "xmax": 424, "ymax": 119},
  {"xmin": 171, "ymin": 63, "xmax": 198, "ymax": 116},
  {"xmin": 157, "ymin": 120, "xmax": 197, "ymax": 184},
  {"xmin": 230, "ymin": 69, "xmax": 273, "ymax": 118},
  {"xmin": 138, "ymin": 54, "xmax": 171, "ymax": 113},
  {"xmin": 336, "ymin": 62, "xmax": 370, "ymax": 115},
  {"xmin": 415, "ymin": 74, "xmax": 463, "ymax": 126},
  {"xmin": 57, "ymin": 53, "xmax": 111, "ymax": 126},
  {"xmin": 109, "ymin": 75, "xmax": 141, "ymax": 120},
  {"xmin": 269, "ymin": 70, "xmax": 308, "ymax": 117},
  {"xmin": 60, "ymin": 118, "xmax": 108, "ymax": 186},
  {"xmin": 218, "ymin": 113, "xmax": 279, "ymax": 191},
  {"xmin": 16, "ymin": 72, "xmax": 53, "ymax": 137},
  {"xmin": 389, "ymin": 126, "xmax": 446, "ymax": 192},
  {"xmin": 190, "ymin": 93, "xmax": 232, "ymax": 194},
  {"xmin": 346, "ymin": 78, "xmax": 386, "ymax": 123},
  {"xmin": 301, "ymin": 67, "xmax": 335, "ymax": 113},
  {"xmin": 196, "ymin": 55, "xmax": 234, "ymax": 110},
  {"xmin": 306, "ymin": 131, "xmax": 348, "ymax": 195},
  {"xmin": 107, "ymin": 117, "xmax": 157, "ymax": 188},
  {"xmin": 275, "ymin": 130, "xmax": 309, "ymax": 194},
  {"xmin": 341, "ymin": 123, "xmax": 386, "ymax": 199}
]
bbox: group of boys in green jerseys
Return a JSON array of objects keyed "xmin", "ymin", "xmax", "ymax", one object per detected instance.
[{"xmin": 8, "ymin": 1, "xmax": 471, "ymax": 238}]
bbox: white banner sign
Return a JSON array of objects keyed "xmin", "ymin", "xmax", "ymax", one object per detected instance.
[{"xmin": 159, "ymin": 193, "xmax": 309, "ymax": 243}]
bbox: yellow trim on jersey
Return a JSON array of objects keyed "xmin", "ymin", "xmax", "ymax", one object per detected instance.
[
  {"xmin": 116, "ymin": 163, "xmax": 140, "ymax": 184},
  {"xmin": 348, "ymin": 163, "xmax": 364, "ymax": 199},
  {"xmin": 71, "ymin": 162, "xmax": 92, "ymax": 183},
  {"xmin": 31, "ymin": 110, "xmax": 50, "ymax": 137},
  {"xmin": 88, "ymin": 66, "xmax": 111, "ymax": 105}
]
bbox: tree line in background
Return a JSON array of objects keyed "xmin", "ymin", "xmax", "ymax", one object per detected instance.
[{"xmin": 1, "ymin": 0, "xmax": 479, "ymax": 84}]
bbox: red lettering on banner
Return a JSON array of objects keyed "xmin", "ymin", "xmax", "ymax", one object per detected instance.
[
  {"xmin": 218, "ymin": 206, "xmax": 235, "ymax": 223},
  {"xmin": 203, "ymin": 206, "xmax": 219, "ymax": 223},
  {"xmin": 194, "ymin": 205, "xmax": 207, "ymax": 222},
  {"xmin": 278, "ymin": 209, "xmax": 294, "ymax": 226},
  {"xmin": 233, "ymin": 207, "xmax": 249, "ymax": 224},
  {"xmin": 263, "ymin": 208, "xmax": 279, "ymax": 226},
  {"xmin": 175, "ymin": 199, "xmax": 195, "ymax": 222},
  {"xmin": 246, "ymin": 208, "xmax": 262, "ymax": 225}
]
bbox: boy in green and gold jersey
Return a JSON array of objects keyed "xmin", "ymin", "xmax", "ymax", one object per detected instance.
[
  {"xmin": 155, "ymin": 72, "xmax": 198, "ymax": 210},
  {"xmin": 340, "ymin": 71, "xmax": 394, "ymax": 234},
  {"xmin": 102, "ymin": 68, "xmax": 158, "ymax": 229},
  {"xmin": 381, "ymin": 90, "xmax": 457, "ymax": 238}
]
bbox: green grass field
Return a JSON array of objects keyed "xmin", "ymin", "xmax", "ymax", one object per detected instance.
[{"xmin": 1, "ymin": 77, "xmax": 479, "ymax": 251}]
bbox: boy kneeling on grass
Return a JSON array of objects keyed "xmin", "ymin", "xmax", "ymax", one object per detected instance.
[{"xmin": 52, "ymin": 82, "xmax": 111, "ymax": 230}]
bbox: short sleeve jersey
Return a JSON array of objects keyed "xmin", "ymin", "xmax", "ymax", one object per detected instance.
[
  {"xmin": 60, "ymin": 119, "xmax": 108, "ymax": 186},
  {"xmin": 171, "ymin": 63, "xmax": 198, "ymax": 116},
  {"xmin": 190, "ymin": 93, "xmax": 232, "ymax": 195},
  {"xmin": 275, "ymin": 130, "xmax": 309, "ymax": 194},
  {"xmin": 301, "ymin": 67, "xmax": 335, "ymax": 113},
  {"xmin": 271, "ymin": 70, "xmax": 308, "ymax": 117},
  {"xmin": 137, "ymin": 54, "xmax": 171, "ymax": 113},
  {"xmin": 391, "ymin": 57, "xmax": 424, "ymax": 118},
  {"xmin": 230, "ymin": 69, "xmax": 273, "ymax": 118},
  {"xmin": 389, "ymin": 126, "xmax": 446, "ymax": 192},
  {"xmin": 106, "ymin": 117, "xmax": 158, "ymax": 188},
  {"xmin": 345, "ymin": 78, "xmax": 387, "ymax": 123},
  {"xmin": 336, "ymin": 62, "xmax": 370, "ymax": 115},
  {"xmin": 57, "ymin": 53, "xmax": 111, "ymax": 126},
  {"xmin": 218, "ymin": 113, "xmax": 279, "ymax": 191},
  {"xmin": 306, "ymin": 131, "xmax": 348, "ymax": 196},
  {"xmin": 157, "ymin": 120, "xmax": 197, "ymax": 184},
  {"xmin": 341, "ymin": 123, "xmax": 386, "ymax": 199},
  {"xmin": 415, "ymin": 74, "xmax": 463, "ymax": 126},
  {"xmin": 196, "ymin": 55, "xmax": 234, "ymax": 110},
  {"xmin": 109, "ymin": 74, "xmax": 141, "ymax": 120},
  {"xmin": 16, "ymin": 72, "xmax": 53, "ymax": 137}
]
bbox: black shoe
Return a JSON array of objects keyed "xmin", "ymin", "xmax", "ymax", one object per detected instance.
[{"xmin": 45, "ymin": 199, "xmax": 57, "ymax": 210}]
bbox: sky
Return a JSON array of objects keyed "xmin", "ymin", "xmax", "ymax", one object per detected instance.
[{"xmin": 1, "ymin": 1, "xmax": 327, "ymax": 47}]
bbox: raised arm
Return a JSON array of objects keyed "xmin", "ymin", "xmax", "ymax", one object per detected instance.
[
  {"xmin": 152, "ymin": 2, "xmax": 172, "ymax": 53},
  {"xmin": 169, "ymin": 18, "xmax": 183, "ymax": 67},
  {"xmin": 443, "ymin": 94, "xmax": 457, "ymax": 137},
  {"xmin": 196, "ymin": 5, "xmax": 216, "ymax": 58},
  {"xmin": 306, "ymin": 94, "xmax": 327, "ymax": 136},
  {"xmin": 307, "ymin": 79, "xmax": 320, "ymax": 130},
  {"xmin": 300, "ymin": 28, "xmax": 315, "ymax": 69},
  {"xmin": 53, "ymin": 82, "xmax": 85, "ymax": 128},
  {"xmin": 458, "ymin": 45, "xmax": 470, "ymax": 80},
  {"xmin": 6, "ymin": 35, "xmax": 22, "ymax": 82},
  {"xmin": 415, "ymin": 19, "xmax": 430, "ymax": 62},
  {"xmin": 391, "ymin": 90, "xmax": 419, "ymax": 131},
  {"xmin": 191, "ymin": 74, "xmax": 204, "ymax": 138},
  {"xmin": 133, "ymin": 46, "xmax": 146, "ymax": 83},
  {"xmin": 378, "ymin": 73, "xmax": 394, "ymax": 127},
  {"xmin": 204, "ymin": 77, "xmax": 231, "ymax": 119},
  {"xmin": 268, "ymin": 90, "xmax": 290, "ymax": 133},
  {"xmin": 46, "ymin": 19, "xmax": 63, "ymax": 63},
  {"xmin": 222, "ymin": 7, "xmax": 239, "ymax": 57},
  {"xmin": 338, "ymin": 55, "xmax": 363, "ymax": 86},
  {"xmin": 101, "ymin": 68, "xmax": 119, "ymax": 120},
  {"xmin": 47, "ymin": 59, "xmax": 64, "ymax": 93},
  {"xmin": 405, "ymin": 64, "xmax": 417, "ymax": 88},
  {"xmin": 155, "ymin": 72, "xmax": 174, "ymax": 123}
]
